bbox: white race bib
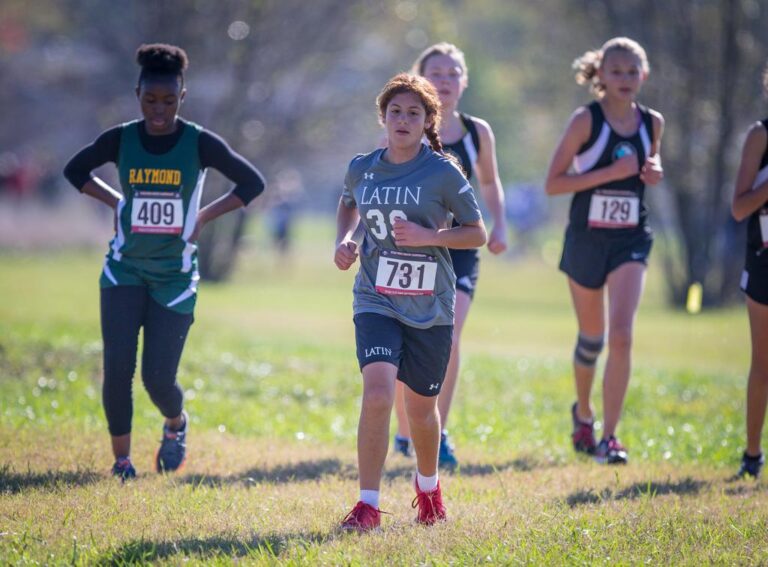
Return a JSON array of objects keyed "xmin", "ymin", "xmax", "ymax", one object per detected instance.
[
  {"xmin": 375, "ymin": 250, "xmax": 437, "ymax": 296},
  {"xmin": 588, "ymin": 191, "xmax": 639, "ymax": 229},
  {"xmin": 760, "ymin": 210, "xmax": 768, "ymax": 247},
  {"xmin": 131, "ymin": 191, "xmax": 184, "ymax": 234}
]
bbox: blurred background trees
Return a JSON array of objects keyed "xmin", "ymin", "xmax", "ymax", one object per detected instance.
[{"xmin": 1, "ymin": 0, "xmax": 767, "ymax": 303}]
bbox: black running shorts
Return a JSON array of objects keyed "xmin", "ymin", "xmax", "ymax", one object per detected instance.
[
  {"xmin": 353, "ymin": 312, "xmax": 453, "ymax": 397},
  {"xmin": 449, "ymin": 248, "xmax": 480, "ymax": 299},
  {"xmin": 559, "ymin": 227, "xmax": 653, "ymax": 289},
  {"xmin": 741, "ymin": 249, "xmax": 768, "ymax": 305}
]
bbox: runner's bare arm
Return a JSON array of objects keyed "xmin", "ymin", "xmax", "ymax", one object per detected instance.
[
  {"xmin": 335, "ymin": 197, "xmax": 361, "ymax": 270},
  {"xmin": 733, "ymin": 123, "xmax": 768, "ymax": 222},
  {"xmin": 545, "ymin": 107, "xmax": 637, "ymax": 196}
]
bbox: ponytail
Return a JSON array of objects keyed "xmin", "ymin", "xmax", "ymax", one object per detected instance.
[
  {"xmin": 573, "ymin": 37, "xmax": 650, "ymax": 98},
  {"xmin": 573, "ymin": 49, "xmax": 602, "ymax": 93}
]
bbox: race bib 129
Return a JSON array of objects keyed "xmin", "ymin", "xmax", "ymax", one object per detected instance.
[{"xmin": 588, "ymin": 190, "xmax": 639, "ymax": 229}]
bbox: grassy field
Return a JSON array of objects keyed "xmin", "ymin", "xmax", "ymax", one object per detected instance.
[{"xmin": 1, "ymin": 220, "xmax": 766, "ymax": 564}]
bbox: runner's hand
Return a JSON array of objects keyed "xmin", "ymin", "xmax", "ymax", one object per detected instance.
[
  {"xmin": 392, "ymin": 218, "xmax": 436, "ymax": 247},
  {"xmin": 334, "ymin": 239, "xmax": 358, "ymax": 270},
  {"xmin": 640, "ymin": 155, "xmax": 663, "ymax": 185},
  {"xmin": 487, "ymin": 223, "xmax": 508, "ymax": 255},
  {"xmin": 611, "ymin": 153, "xmax": 639, "ymax": 180}
]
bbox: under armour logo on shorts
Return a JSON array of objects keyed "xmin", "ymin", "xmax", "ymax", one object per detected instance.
[{"xmin": 429, "ymin": 383, "xmax": 439, "ymax": 390}]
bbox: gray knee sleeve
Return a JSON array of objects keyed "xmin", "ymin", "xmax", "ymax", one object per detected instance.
[{"xmin": 574, "ymin": 333, "xmax": 604, "ymax": 367}]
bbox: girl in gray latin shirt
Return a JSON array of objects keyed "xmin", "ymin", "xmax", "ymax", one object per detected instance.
[{"xmin": 334, "ymin": 73, "xmax": 486, "ymax": 531}]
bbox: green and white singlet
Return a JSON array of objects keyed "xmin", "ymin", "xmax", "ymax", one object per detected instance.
[{"xmin": 101, "ymin": 120, "xmax": 206, "ymax": 314}]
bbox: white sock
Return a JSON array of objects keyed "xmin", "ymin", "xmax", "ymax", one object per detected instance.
[
  {"xmin": 417, "ymin": 472, "xmax": 438, "ymax": 493},
  {"xmin": 360, "ymin": 489, "xmax": 380, "ymax": 508}
]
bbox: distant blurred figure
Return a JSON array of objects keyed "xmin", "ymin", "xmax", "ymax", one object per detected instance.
[
  {"xmin": 268, "ymin": 187, "xmax": 299, "ymax": 257},
  {"xmin": 504, "ymin": 182, "xmax": 548, "ymax": 257},
  {"xmin": 0, "ymin": 152, "xmax": 40, "ymax": 200}
]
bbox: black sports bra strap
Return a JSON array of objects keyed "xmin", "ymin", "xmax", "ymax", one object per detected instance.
[
  {"xmin": 459, "ymin": 113, "xmax": 481, "ymax": 154},
  {"xmin": 638, "ymin": 104, "xmax": 654, "ymax": 149},
  {"xmin": 577, "ymin": 101, "xmax": 603, "ymax": 154}
]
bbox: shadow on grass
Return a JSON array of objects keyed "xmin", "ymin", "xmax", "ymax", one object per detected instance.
[
  {"xmin": 0, "ymin": 465, "xmax": 101, "ymax": 493},
  {"xmin": 723, "ymin": 479, "xmax": 768, "ymax": 495},
  {"xmin": 566, "ymin": 477, "xmax": 707, "ymax": 507},
  {"xmin": 181, "ymin": 456, "xmax": 555, "ymax": 488},
  {"xmin": 96, "ymin": 532, "xmax": 328, "ymax": 564},
  {"xmin": 183, "ymin": 458, "xmax": 356, "ymax": 487}
]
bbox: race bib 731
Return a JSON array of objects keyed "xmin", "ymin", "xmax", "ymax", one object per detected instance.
[{"xmin": 375, "ymin": 250, "xmax": 437, "ymax": 296}]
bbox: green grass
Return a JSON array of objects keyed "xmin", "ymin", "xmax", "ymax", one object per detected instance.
[{"xmin": 0, "ymin": 221, "xmax": 766, "ymax": 564}]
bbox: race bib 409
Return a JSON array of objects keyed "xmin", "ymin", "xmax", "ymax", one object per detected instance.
[{"xmin": 131, "ymin": 191, "xmax": 184, "ymax": 234}]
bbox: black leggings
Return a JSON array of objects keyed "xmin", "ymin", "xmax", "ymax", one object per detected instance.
[{"xmin": 100, "ymin": 286, "xmax": 193, "ymax": 436}]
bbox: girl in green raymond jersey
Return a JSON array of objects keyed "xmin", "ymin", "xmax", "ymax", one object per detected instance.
[{"xmin": 64, "ymin": 44, "xmax": 265, "ymax": 479}]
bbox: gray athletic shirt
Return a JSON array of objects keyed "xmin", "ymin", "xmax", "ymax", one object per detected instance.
[{"xmin": 341, "ymin": 144, "xmax": 482, "ymax": 328}]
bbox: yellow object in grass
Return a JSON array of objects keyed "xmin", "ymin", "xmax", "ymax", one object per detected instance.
[{"xmin": 686, "ymin": 282, "xmax": 703, "ymax": 314}]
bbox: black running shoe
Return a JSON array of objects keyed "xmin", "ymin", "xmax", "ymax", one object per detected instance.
[
  {"xmin": 394, "ymin": 434, "xmax": 413, "ymax": 457},
  {"xmin": 438, "ymin": 431, "xmax": 458, "ymax": 470},
  {"xmin": 737, "ymin": 452, "xmax": 764, "ymax": 478},
  {"xmin": 111, "ymin": 457, "xmax": 136, "ymax": 481},
  {"xmin": 155, "ymin": 410, "xmax": 188, "ymax": 473}
]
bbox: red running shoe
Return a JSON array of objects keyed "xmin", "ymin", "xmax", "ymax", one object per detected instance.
[
  {"xmin": 412, "ymin": 477, "xmax": 446, "ymax": 525},
  {"xmin": 571, "ymin": 402, "xmax": 597, "ymax": 455},
  {"xmin": 340, "ymin": 501, "xmax": 381, "ymax": 532},
  {"xmin": 594, "ymin": 435, "xmax": 628, "ymax": 465}
]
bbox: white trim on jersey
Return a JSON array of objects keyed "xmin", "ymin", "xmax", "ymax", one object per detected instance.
[
  {"xmin": 110, "ymin": 199, "xmax": 127, "ymax": 262},
  {"xmin": 458, "ymin": 183, "xmax": 472, "ymax": 194},
  {"xmin": 753, "ymin": 164, "xmax": 768, "ymax": 190},
  {"xmin": 639, "ymin": 123, "xmax": 652, "ymax": 157},
  {"xmin": 462, "ymin": 132, "xmax": 478, "ymax": 173},
  {"xmin": 180, "ymin": 170, "xmax": 207, "ymax": 273},
  {"xmin": 166, "ymin": 269, "xmax": 200, "ymax": 308},
  {"xmin": 572, "ymin": 122, "xmax": 611, "ymax": 174},
  {"xmin": 102, "ymin": 259, "xmax": 118, "ymax": 285}
]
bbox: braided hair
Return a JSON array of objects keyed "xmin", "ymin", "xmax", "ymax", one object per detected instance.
[{"xmin": 376, "ymin": 73, "xmax": 446, "ymax": 155}]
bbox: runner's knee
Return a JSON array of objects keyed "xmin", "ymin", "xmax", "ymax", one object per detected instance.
[{"xmin": 574, "ymin": 333, "xmax": 604, "ymax": 367}]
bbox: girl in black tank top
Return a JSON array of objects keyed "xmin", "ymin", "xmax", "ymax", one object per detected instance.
[
  {"xmin": 545, "ymin": 37, "xmax": 665, "ymax": 465},
  {"xmin": 731, "ymin": 106, "xmax": 768, "ymax": 477},
  {"xmin": 390, "ymin": 42, "xmax": 509, "ymax": 469}
]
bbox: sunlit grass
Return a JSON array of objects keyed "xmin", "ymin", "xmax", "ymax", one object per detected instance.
[{"xmin": 0, "ymin": 219, "xmax": 763, "ymax": 563}]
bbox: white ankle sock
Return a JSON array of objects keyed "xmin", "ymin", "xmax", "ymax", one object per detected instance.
[
  {"xmin": 417, "ymin": 472, "xmax": 438, "ymax": 492},
  {"xmin": 360, "ymin": 490, "xmax": 380, "ymax": 508}
]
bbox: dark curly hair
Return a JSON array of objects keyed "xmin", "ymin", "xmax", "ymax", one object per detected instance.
[
  {"xmin": 136, "ymin": 43, "xmax": 188, "ymax": 87},
  {"xmin": 376, "ymin": 73, "xmax": 444, "ymax": 154}
]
